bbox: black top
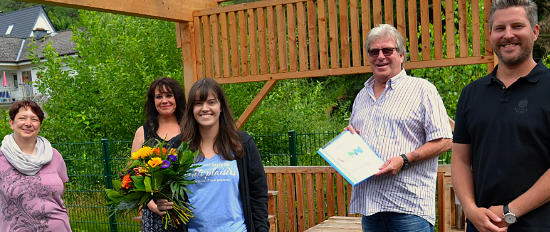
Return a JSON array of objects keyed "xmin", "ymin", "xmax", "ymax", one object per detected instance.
[
  {"xmin": 453, "ymin": 61, "xmax": 550, "ymax": 231},
  {"xmin": 143, "ymin": 123, "xmax": 182, "ymax": 149},
  {"xmin": 236, "ymin": 131, "xmax": 269, "ymax": 232}
]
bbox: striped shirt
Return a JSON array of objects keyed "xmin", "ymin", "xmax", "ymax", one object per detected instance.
[{"xmin": 348, "ymin": 70, "xmax": 452, "ymax": 225}]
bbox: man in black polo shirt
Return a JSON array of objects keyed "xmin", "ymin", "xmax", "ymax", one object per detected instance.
[{"xmin": 452, "ymin": 0, "xmax": 550, "ymax": 231}]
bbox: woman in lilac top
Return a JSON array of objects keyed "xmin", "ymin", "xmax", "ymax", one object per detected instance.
[{"xmin": 0, "ymin": 100, "xmax": 71, "ymax": 231}]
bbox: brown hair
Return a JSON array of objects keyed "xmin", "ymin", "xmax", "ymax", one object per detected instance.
[
  {"xmin": 9, "ymin": 100, "xmax": 45, "ymax": 123},
  {"xmin": 181, "ymin": 78, "xmax": 243, "ymax": 160}
]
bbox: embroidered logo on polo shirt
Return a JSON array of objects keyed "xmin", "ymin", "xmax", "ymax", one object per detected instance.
[{"xmin": 514, "ymin": 99, "xmax": 528, "ymax": 114}]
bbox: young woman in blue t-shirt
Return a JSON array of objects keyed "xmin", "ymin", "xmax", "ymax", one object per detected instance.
[{"xmin": 156, "ymin": 78, "xmax": 269, "ymax": 232}]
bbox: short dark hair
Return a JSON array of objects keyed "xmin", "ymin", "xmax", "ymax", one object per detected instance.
[
  {"xmin": 490, "ymin": 0, "xmax": 538, "ymax": 29},
  {"xmin": 182, "ymin": 78, "xmax": 243, "ymax": 160},
  {"xmin": 144, "ymin": 77, "xmax": 186, "ymax": 133},
  {"xmin": 9, "ymin": 100, "xmax": 45, "ymax": 123}
]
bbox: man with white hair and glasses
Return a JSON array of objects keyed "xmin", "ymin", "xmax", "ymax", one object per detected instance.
[
  {"xmin": 452, "ymin": 0, "xmax": 550, "ymax": 231},
  {"xmin": 345, "ymin": 24, "xmax": 452, "ymax": 232}
]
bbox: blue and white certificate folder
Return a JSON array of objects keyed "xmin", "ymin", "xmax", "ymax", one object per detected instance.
[{"xmin": 317, "ymin": 130, "xmax": 384, "ymax": 186}]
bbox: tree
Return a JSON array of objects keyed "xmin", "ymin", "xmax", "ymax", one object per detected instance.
[{"xmin": 29, "ymin": 10, "xmax": 183, "ymax": 142}]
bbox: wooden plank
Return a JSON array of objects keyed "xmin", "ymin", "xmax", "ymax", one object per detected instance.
[
  {"xmin": 349, "ymin": 0, "xmax": 361, "ymax": 67},
  {"xmin": 317, "ymin": 0, "xmax": 329, "ymax": 69},
  {"xmin": 287, "ymin": 3, "xmax": 298, "ymax": 72},
  {"xmin": 326, "ymin": 172, "xmax": 336, "ymax": 217},
  {"xmin": 339, "ymin": 0, "xmax": 350, "ymax": 68},
  {"xmin": 210, "ymin": 14, "xmax": 222, "ymax": 77},
  {"xmin": 248, "ymin": 8, "xmax": 259, "ymax": 75},
  {"xmin": 257, "ymin": 8, "xmax": 269, "ymax": 74},
  {"xmin": 458, "ymin": 0, "xmax": 469, "ymax": 57},
  {"xmin": 315, "ymin": 173, "xmax": 325, "ymax": 224},
  {"xmin": 265, "ymin": 166, "xmax": 338, "ymax": 173},
  {"xmin": 295, "ymin": 173, "xmax": 306, "ymax": 232},
  {"xmin": 471, "ymin": 0, "xmax": 481, "ymax": 57},
  {"xmin": 407, "ymin": 0, "xmax": 419, "ymax": 61},
  {"xmin": 238, "ymin": 10, "xmax": 249, "ymax": 76},
  {"xmin": 307, "ymin": 0, "xmax": 319, "ymax": 70},
  {"xmin": 235, "ymin": 80, "xmax": 278, "ymax": 129},
  {"xmin": 285, "ymin": 173, "xmax": 297, "ymax": 232},
  {"xmin": 445, "ymin": 0, "xmax": 456, "ymax": 58},
  {"xmin": 327, "ymin": 0, "xmax": 340, "ymax": 68},
  {"xmin": 336, "ymin": 174, "xmax": 345, "ymax": 216},
  {"xmin": 27, "ymin": 0, "xmax": 217, "ymax": 22},
  {"xmin": 215, "ymin": 56, "xmax": 495, "ymax": 84},
  {"xmin": 297, "ymin": 2, "xmax": 309, "ymax": 71},
  {"xmin": 361, "ymin": 0, "xmax": 371, "ymax": 66},
  {"xmin": 267, "ymin": 6, "xmax": 278, "ymax": 73},
  {"xmin": 267, "ymin": 173, "xmax": 275, "ymax": 193},
  {"xmin": 395, "ymin": 0, "xmax": 406, "ymax": 40},
  {"xmin": 372, "ymin": 0, "xmax": 382, "ymax": 26},
  {"xmin": 276, "ymin": 4, "xmax": 288, "ymax": 72},
  {"xmin": 276, "ymin": 173, "xmax": 287, "ymax": 232},
  {"xmin": 306, "ymin": 173, "xmax": 316, "ymax": 228},
  {"xmin": 202, "ymin": 16, "xmax": 213, "ymax": 78},
  {"xmin": 433, "ymin": 0, "xmax": 443, "ymax": 59},
  {"xmin": 384, "ymin": 0, "xmax": 393, "ymax": 25},
  {"xmin": 228, "ymin": 12, "xmax": 240, "ymax": 76},
  {"xmin": 219, "ymin": 13, "xmax": 231, "ymax": 77},
  {"xmin": 196, "ymin": 0, "xmax": 308, "ymax": 16},
  {"xmin": 443, "ymin": 173, "xmax": 453, "ymax": 231},
  {"xmin": 420, "ymin": 0, "xmax": 431, "ymax": 61},
  {"xmin": 180, "ymin": 22, "xmax": 197, "ymax": 98},
  {"xmin": 175, "ymin": 23, "xmax": 183, "ymax": 48},
  {"xmin": 193, "ymin": 17, "xmax": 205, "ymax": 78}
]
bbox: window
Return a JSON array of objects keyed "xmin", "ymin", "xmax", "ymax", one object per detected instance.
[
  {"xmin": 5, "ymin": 25, "xmax": 14, "ymax": 35},
  {"xmin": 12, "ymin": 75, "xmax": 17, "ymax": 89},
  {"xmin": 22, "ymin": 71, "xmax": 31, "ymax": 84}
]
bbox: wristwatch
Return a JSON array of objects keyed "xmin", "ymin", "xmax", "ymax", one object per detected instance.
[
  {"xmin": 400, "ymin": 154, "xmax": 410, "ymax": 170},
  {"xmin": 503, "ymin": 204, "xmax": 517, "ymax": 224}
]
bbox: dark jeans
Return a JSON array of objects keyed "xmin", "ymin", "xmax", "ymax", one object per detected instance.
[{"xmin": 362, "ymin": 212, "xmax": 433, "ymax": 232}]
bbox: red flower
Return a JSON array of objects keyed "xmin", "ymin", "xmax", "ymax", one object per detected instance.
[
  {"xmin": 153, "ymin": 147, "xmax": 167, "ymax": 155},
  {"xmin": 121, "ymin": 174, "xmax": 132, "ymax": 189}
]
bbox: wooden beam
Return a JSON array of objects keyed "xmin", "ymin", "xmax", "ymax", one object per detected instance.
[
  {"xmin": 235, "ymin": 80, "xmax": 277, "ymax": 129},
  {"xmin": 22, "ymin": 0, "xmax": 218, "ymax": 22},
  {"xmin": 215, "ymin": 56, "xmax": 495, "ymax": 84},
  {"xmin": 180, "ymin": 22, "xmax": 197, "ymax": 98}
]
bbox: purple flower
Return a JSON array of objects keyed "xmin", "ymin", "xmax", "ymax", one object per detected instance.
[
  {"xmin": 161, "ymin": 160, "xmax": 171, "ymax": 169},
  {"xmin": 168, "ymin": 155, "xmax": 177, "ymax": 162}
]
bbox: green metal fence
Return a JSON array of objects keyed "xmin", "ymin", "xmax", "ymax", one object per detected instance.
[{"xmin": 56, "ymin": 130, "xmax": 339, "ymax": 231}]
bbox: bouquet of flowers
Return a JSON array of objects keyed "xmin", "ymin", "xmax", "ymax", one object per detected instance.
[{"xmin": 105, "ymin": 141, "xmax": 199, "ymax": 229}]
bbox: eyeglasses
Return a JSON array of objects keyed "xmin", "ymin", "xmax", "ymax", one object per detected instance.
[{"xmin": 368, "ymin": 47, "xmax": 397, "ymax": 57}]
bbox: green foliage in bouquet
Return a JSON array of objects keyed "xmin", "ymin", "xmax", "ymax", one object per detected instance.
[{"xmin": 105, "ymin": 141, "xmax": 199, "ymax": 228}]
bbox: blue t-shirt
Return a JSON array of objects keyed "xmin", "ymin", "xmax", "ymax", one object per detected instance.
[{"xmin": 187, "ymin": 154, "xmax": 246, "ymax": 232}]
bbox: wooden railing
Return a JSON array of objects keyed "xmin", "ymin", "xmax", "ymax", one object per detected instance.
[
  {"xmin": 265, "ymin": 165, "xmax": 464, "ymax": 232},
  {"xmin": 191, "ymin": 0, "xmax": 494, "ymax": 84}
]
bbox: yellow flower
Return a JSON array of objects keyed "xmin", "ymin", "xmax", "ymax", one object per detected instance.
[
  {"xmin": 148, "ymin": 157, "xmax": 163, "ymax": 168},
  {"xmin": 131, "ymin": 146, "xmax": 154, "ymax": 160}
]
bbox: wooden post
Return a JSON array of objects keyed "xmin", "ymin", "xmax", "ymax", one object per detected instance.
[{"xmin": 180, "ymin": 22, "xmax": 197, "ymax": 98}]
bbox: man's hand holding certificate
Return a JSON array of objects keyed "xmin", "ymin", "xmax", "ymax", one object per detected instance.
[{"xmin": 317, "ymin": 130, "xmax": 384, "ymax": 185}]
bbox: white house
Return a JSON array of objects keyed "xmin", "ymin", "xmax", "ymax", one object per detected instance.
[{"xmin": 0, "ymin": 5, "xmax": 76, "ymax": 105}]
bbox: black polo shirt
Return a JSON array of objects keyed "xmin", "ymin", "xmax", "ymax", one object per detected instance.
[{"xmin": 453, "ymin": 61, "xmax": 550, "ymax": 231}]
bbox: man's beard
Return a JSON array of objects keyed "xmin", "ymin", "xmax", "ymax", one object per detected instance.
[{"xmin": 494, "ymin": 40, "xmax": 534, "ymax": 66}]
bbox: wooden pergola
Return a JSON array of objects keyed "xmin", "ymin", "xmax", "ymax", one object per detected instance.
[{"xmin": 25, "ymin": 0, "xmax": 495, "ymax": 128}]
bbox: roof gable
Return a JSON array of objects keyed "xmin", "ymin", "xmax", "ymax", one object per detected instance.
[{"xmin": 0, "ymin": 5, "xmax": 55, "ymax": 38}]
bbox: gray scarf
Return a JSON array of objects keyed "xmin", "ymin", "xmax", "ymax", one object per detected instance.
[{"xmin": 0, "ymin": 134, "xmax": 53, "ymax": 176}]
